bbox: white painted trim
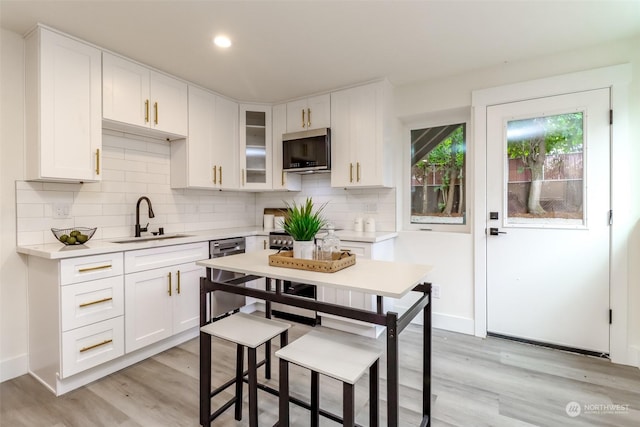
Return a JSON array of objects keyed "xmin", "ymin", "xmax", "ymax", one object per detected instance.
[
  {"xmin": 629, "ymin": 345, "xmax": 640, "ymax": 369},
  {"xmin": 0, "ymin": 353, "xmax": 28, "ymax": 382},
  {"xmin": 411, "ymin": 311, "xmax": 475, "ymax": 335},
  {"xmin": 472, "ymin": 64, "xmax": 633, "ymax": 364}
]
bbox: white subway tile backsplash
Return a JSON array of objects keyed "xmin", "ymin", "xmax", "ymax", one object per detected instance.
[
  {"xmin": 16, "ymin": 204, "xmax": 44, "ymax": 218},
  {"xmin": 16, "ymin": 133, "xmax": 395, "ymax": 246}
]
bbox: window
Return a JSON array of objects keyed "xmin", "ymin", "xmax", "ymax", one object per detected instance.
[
  {"xmin": 407, "ymin": 121, "xmax": 468, "ymax": 230},
  {"xmin": 506, "ymin": 112, "xmax": 585, "ymax": 226}
]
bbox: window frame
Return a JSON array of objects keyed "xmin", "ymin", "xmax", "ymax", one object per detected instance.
[{"xmin": 403, "ymin": 109, "xmax": 472, "ymax": 233}]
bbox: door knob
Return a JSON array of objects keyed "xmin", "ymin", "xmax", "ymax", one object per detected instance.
[{"xmin": 489, "ymin": 228, "xmax": 507, "ymax": 236}]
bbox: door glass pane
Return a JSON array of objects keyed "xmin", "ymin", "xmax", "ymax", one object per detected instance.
[
  {"xmin": 410, "ymin": 123, "xmax": 466, "ymax": 225},
  {"xmin": 506, "ymin": 112, "xmax": 584, "ymax": 225}
]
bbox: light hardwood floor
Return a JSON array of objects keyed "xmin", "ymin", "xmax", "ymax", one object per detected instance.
[{"xmin": 2, "ymin": 319, "xmax": 639, "ymax": 426}]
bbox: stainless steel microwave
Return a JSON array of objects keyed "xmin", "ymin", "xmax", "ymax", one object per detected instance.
[{"xmin": 282, "ymin": 128, "xmax": 331, "ymax": 173}]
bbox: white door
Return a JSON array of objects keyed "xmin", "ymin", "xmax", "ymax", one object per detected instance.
[{"xmin": 486, "ymin": 88, "xmax": 610, "ymax": 354}]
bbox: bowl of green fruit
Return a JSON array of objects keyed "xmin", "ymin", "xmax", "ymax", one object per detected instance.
[{"xmin": 51, "ymin": 227, "xmax": 97, "ymax": 245}]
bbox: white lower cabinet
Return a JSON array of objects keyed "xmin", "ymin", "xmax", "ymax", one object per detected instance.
[
  {"xmin": 27, "ymin": 252, "xmax": 125, "ymax": 395},
  {"xmin": 124, "ymin": 261, "xmax": 204, "ymax": 352},
  {"xmin": 124, "ymin": 242, "xmax": 208, "ymax": 352},
  {"xmin": 318, "ymin": 239, "xmax": 395, "ymax": 337},
  {"xmin": 27, "ymin": 241, "xmax": 209, "ymax": 395}
]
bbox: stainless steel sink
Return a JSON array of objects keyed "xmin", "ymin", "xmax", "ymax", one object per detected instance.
[{"xmin": 111, "ymin": 234, "xmax": 192, "ymax": 244}]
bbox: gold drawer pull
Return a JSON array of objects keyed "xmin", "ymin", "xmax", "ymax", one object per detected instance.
[
  {"xmin": 145, "ymin": 99, "xmax": 149, "ymax": 123},
  {"xmin": 349, "ymin": 163, "xmax": 353, "ymax": 183},
  {"xmin": 80, "ymin": 339, "xmax": 113, "ymax": 353},
  {"xmin": 78, "ymin": 264, "xmax": 112, "ymax": 273},
  {"xmin": 79, "ymin": 297, "xmax": 113, "ymax": 308},
  {"xmin": 219, "ymin": 166, "xmax": 222, "ymax": 185},
  {"xmin": 176, "ymin": 270, "xmax": 181, "ymax": 294},
  {"xmin": 357, "ymin": 162, "xmax": 361, "ymax": 182},
  {"xmin": 213, "ymin": 166, "xmax": 217, "ymax": 184},
  {"xmin": 96, "ymin": 149, "xmax": 100, "ymax": 175},
  {"xmin": 168, "ymin": 272, "xmax": 172, "ymax": 296}
]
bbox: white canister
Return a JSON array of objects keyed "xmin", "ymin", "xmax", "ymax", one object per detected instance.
[
  {"xmin": 354, "ymin": 217, "xmax": 364, "ymax": 232},
  {"xmin": 263, "ymin": 214, "xmax": 274, "ymax": 229},
  {"xmin": 364, "ymin": 218, "xmax": 376, "ymax": 232}
]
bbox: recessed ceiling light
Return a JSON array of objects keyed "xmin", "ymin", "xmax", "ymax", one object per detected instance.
[{"xmin": 213, "ymin": 35, "xmax": 231, "ymax": 48}]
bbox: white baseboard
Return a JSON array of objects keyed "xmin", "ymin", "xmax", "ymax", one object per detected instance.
[
  {"xmin": 629, "ymin": 344, "xmax": 640, "ymax": 369},
  {"xmin": 0, "ymin": 353, "xmax": 28, "ymax": 383},
  {"xmin": 394, "ymin": 304, "xmax": 475, "ymax": 335}
]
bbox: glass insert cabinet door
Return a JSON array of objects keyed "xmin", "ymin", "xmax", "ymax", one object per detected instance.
[
  {"xmin": 505, "ymin": 112, "xmax": 585, "ymax": 227},
  {"xmin": 239, "ymin": 104, "xmax": 272, "ymax": 189}
]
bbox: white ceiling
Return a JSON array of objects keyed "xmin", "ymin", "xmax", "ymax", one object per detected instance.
[{"xmin": 2, "ymin": 1, "xmax": 639, "ymax": 103}]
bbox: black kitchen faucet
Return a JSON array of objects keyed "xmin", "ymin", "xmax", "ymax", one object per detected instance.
[{"xmin": 135, "ymin": 196, "xmax": 155, "ymax": 237}]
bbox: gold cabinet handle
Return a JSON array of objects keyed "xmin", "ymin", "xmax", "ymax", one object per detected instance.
[
  {"xmin": 349, "ymin": 163, "xmax": 353, "ymax": 183},
  {"xmin": 213, "ymin": 166, "xmax": 217, "ymax": 184},
  {"xmin": 301, "ymin": 109, "xmax": 305, "ymax": 128},
  {"xmin": 95, "ymin": 149, "xmax": 100, "ymax": 175},
  {"xmin": 168, "ymin": 272, "xmax": 172, "ymax": 296},
  {"xmin": 242, "ymin": 168, "xmax": 245, "ymax": 186},
  {"xmin": 307, "ymin": 108, "xmax": 311, "ymax": 128},
  {"xmin": 78, "ymin": 264, "xmax": 112, "ymax": 273},
  {"xmin": 145, "ymin": 99, "xmax": 149, "ymax": 123},
  {"xmin": 176, "ymin": 270, "xmax": 181, "ymax": 294},
  {"xmin": 263, "ymin": 240, "xmax": 266, "ymax": 250},
  {"xmin": 154, "ymin": 102, "xmax": 158, "ymax": 125},
  {"xmin": 79, "ymin": 297, "xmax": 113, "ymax": 308},
  {"xmin": 281, "ymin": 170, "xmax": 285, "ymax": 186},
  {"xmin": 80, "ymin": 339, "xmax": 113, "ymax": 353},
  {"xmin": 357, "ymin": 162, "xmax": 361, "ymax": 182},
  {"xmin": 219, "ymin": 166, "xmax": 222, "ymax": 185}
]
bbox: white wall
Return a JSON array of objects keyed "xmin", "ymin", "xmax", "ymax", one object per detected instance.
[{"xmin": 0, "ymin": 29, "xmax": 29, "ymax": 381}]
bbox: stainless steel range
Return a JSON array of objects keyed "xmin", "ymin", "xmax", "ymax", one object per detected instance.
[{"xmin": 268, "ymin": 231, "xmax": 318, "ymax": 325}]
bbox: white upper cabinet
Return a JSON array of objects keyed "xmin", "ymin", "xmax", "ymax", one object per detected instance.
[
  {"xmin": 103, "ymin": 52, "xmax": 188, "ymax": 138},
  {"xmin": 171, "ymin": 86, "xmax": 239, "ymax": 190},
  {"xmin": 286, "ymin": 94, "xmax": 331, "ymax": 133},
  {"xmin": 239, "ymin": 104, "xmax": 272, "ymax": 190},
  {"xmin": 330, "ymin": 81, "xmax": 394, "ymax": 188},
  {"xmin": 25, "ymin": 27, "xmax": 102, "ymax": 182},
  {"xmin": 272, "ymin": 103, "xmax": 301, "ymax": 191}
]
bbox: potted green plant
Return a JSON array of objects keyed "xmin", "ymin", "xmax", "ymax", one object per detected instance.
[{"xmin": 282, "ymin": 197, "xmax": 327, "ymax": 259}]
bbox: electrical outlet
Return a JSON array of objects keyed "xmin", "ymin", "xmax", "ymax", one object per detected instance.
[
  {"xmin": 432, "ymin": 284, "xmax": 441, "ymax": 299},
  {"xmin": 53, "ymin": 203, "xmax": 71, "ymax": 219},
  {"xmin": 364, "ymin": 203, "xmax": 378, "ymax": 213}
]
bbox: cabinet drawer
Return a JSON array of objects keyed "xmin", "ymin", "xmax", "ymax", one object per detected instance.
[
  {"xmin": 124, "ymin": 242, "xmax": 208, "ymax": 274},
  {"xmin": 341, "ymin": 242, "xmax": 371, "ymax": 259},
  {"xmin": 61, "ymin": 276, "xmax": 124, "ymax": 331},
  {"xmin": 61, "ymin": 316, "xmax": 124, "ymax": 378},
  {"xmin": 61, "ymin": 252, "xmax": 124, "ymax": 285}
]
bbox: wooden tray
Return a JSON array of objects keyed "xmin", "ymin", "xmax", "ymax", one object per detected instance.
[{"xmin": 269, "ymin": 250, "xmax": 355, "ymax": 273}]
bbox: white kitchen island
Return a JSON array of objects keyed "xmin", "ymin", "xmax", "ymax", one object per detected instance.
[{"xmin": 197, "ymin": 249, "xmax": 433, "ymax": 427}]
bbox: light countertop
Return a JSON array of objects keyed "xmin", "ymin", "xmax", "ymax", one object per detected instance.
[
  {"xmin": 17, "ymin": 227, "xmax": 398, "ymax": 260},
  {"xmin": 198, "ymin": 249, "xmax": 430, "ymax": 299}
]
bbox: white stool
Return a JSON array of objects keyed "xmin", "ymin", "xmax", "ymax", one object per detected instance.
[
  {"xmin": 276, "ymin": 329, "xmax": 382, "ymax": 427},
  {"xmin": 200, "ymin": 312, "xmax": 291, "ymax": 427}
]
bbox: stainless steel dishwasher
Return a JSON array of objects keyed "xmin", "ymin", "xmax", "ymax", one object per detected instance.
[{"xmin": 208, "ymin": 237, "xmax": 246, "ymax": 319}]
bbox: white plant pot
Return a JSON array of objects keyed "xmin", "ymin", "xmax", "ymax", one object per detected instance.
[{"xmin": 293, "ymin": 240, "xmax": 314, "ymax": 260}]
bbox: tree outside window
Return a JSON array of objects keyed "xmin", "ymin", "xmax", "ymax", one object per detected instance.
[
  {"xmin": 506, "ymin": 112, "xmax": 584, "ymax": 223},
  {"xmin": 411, "ymin": 123, "xmax": 466, "ymax": 225}
]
